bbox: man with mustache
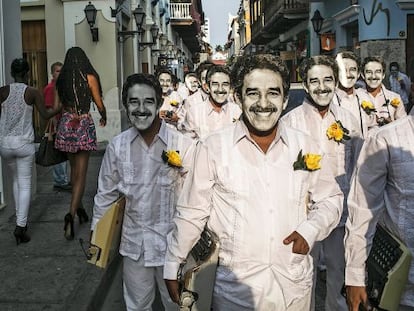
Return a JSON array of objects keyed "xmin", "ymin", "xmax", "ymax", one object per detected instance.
[
  {"xmin": 91, "ymin": 74, "xmax": 194, "ymax": 311},
  {"xmin": 360, "ymin": 56, "xmax": 406, "ymax": 126},
  {"xmin": 333, "ymin": 51, "xmax": 376, "ymax": 138},
  {"xmin": 182, "ymin": 64, "xmax": 241, "ymax": 139},
  {"xmin": 157, "ymin": 68, "xmax": 184, "ymax": 129},
  {"xmin": 281, "ymin": 55, "xmax": 362, "ymax": 311},
  {"xmin": 164, "ymin": 54, "xmax": 343, "ymax": 310}
]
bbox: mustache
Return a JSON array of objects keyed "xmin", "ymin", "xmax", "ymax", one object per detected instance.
[
  {"xmin": 313, "ymin": 89, "xmax": 333, "ymax": 95},
  {"xmin": 249, "ymin": 106, "xmax": 278, "ymax": 113},
  {"xmin": 131, "ymin": 110, "xmax": 152, "ymax": 117},
  {"xmin": 213, "ymin": 91, "xmax": 228, "ymax": 95}
]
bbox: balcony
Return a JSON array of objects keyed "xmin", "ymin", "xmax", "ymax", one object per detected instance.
[
  {"xmin": 169, "ymin": 1, "xmax": 203, "ymax": 53},
  {"xmin": 251, "ymin": 0, "xmax": 309, "ymax": 44}
]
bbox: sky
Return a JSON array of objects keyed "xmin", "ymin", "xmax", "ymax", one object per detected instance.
[{"xmin": 202, "ymin": 0, "xmax": 241, "ymax": 49}]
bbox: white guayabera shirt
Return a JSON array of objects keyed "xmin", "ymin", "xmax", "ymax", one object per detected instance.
[
  {"xmin": 361, "ymin": 85, "xmax": 407, "ymax": 124},
  {"xmin": 333, "ymin": 87, "xmax": 377, "ymax": 138},
  {"xmin": 183, "ymin": 99, "xmax": 242, "ymax": 139},
  {"xmin": 281, "ymin": 99, "xmax": 362, "ymax": 225},
  {"xmin": 92, "ymin": 121, "xmax": 194, "ymax": 266},
  {"xmin": 345, "ymin": 115, "xmax": 414, "ymax": 307},
  {"xmin": 164, "ymin": 121, "xmax": 343, "ymax": 310}
]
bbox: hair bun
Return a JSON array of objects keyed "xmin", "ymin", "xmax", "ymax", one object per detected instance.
[{"xmin": 11, "ymin": 58, "xmax": 30, "ymax": 75}]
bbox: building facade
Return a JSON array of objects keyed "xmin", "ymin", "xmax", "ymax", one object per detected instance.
[
  {"xmin": 229, "ymin": 0, "xmax": 414, "ymax": 82},
  {"xmin": 20, "ymin": 0, "xmax": 205, "ymax": 143},
  {"xmin": 0, "ymin": 0, "xmax": 204, "ymax": 217}
]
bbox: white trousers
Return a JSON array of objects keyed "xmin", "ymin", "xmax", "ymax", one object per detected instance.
[
  {"xmin": 0, "ymin": 143, "xmax": 35, "ymax": 227},
  {"xmin": 123, "ymin": 256, "xmax": 178, "ymax": 311},
  {"xmin": 311, "ymin": 226, "xmax": 347, "ymax": 311}
]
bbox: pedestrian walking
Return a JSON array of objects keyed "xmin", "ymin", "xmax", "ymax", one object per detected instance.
[
  {"xmin": 92, "ymin": 73, "xmax": 194, "ymax": 311},
  {"xmin": 43, "ymin": 61, "xmax": 72, "ymax": 192},
  {"xmin": 164, "ymin": 54, "xmax": 343, "ymax": 310},
  {"xmin": 0, "ymin": 58, "xmax": 60, "ymax": 244},
  {"xmin": 54, "ymin": 47, "xmax": 107, "ymax": 240}
]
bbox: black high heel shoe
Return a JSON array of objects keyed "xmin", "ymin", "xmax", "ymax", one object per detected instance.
[
  {"xmin": 64, "ymin": 213, "xmax": 74, "ymax": 240},
  {"xmin": 14, "ymin": 225, "xmax": 31, "ymax": 245},
  {"xmin": 77, "ymin": 207, "xmax": 89, "ymax": 224}
]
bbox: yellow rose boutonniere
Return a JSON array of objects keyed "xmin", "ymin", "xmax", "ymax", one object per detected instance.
[
  {"xmin": 162, "ymin": 150, "xmax": 182, "ymax": 168},
  {"xmin": 326, "ymin": 120, "xmax": 350, "ymax": 143},
  {"xmin": 293, "ymin": 150, "xmax": 321, "ymax": 171},
  {"xmin": 170, "ymin": 100, "xmax": 179, "ymax": 107},
  {"xmin": 361, "ymin": 100, "xmax": 376, "ymax": 115},
  {"xmin": 390, "ymin": 98, "xmax": 400, "ymax": 108}
]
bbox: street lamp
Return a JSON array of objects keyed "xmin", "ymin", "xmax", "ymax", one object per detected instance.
[
  {"xmin": 84, "ymin": 2, "xmax": 99, "ymax": 42},
  {"xmin": 117, "ymin": 4, "xmax": 159, "ymax": 50},
  {"xmin": 132, "ymin": 5, "xmax": 146, "ymax": 33},
  {"xmin": 311, "ymin": 9, "xmax": 324, "ymax": 35}
]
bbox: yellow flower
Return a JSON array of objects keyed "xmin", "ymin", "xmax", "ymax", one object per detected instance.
[
  {"xmin": 303, "ymin": 153, "xmax": 322, "ymax": 171},
  {"xmin": 361, "ymin": 100, "xmax": 376, "ymax": 115},
  {"xmin": 390, "ymin": 98, "xmax": 400, "ymax": 107},
  {"xmin": 170, "ymin": 100, "xmax": 179, "ymax": 107},
  {"xmin": 326, "ymin": 120, "xmax": 350, "ymax": 143},
  {"xmin": 327, "ymin": 122, "xmax": 344, "ymax": 142},
  {"xmin": 162, "ymin": 150, "xmax": 182, "ymax": 168},
  {"xmin": 293, "ymin": 150, "xmax": 321, "ymax": 171}
]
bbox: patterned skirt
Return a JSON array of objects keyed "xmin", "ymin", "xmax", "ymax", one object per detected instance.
[{"xmin": 54, "ymin": 111, "xmax": 97, "ymax": 153}]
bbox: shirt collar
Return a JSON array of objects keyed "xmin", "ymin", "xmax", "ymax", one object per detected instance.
[
  {"xmin": 302, "ymin": 97, "xmax": 336, "ymax": 119},
  {"xmin": 335, "ymin": 87, "xmax": 355, "ymax": 98},
  {"xmin": 206, "ymin": 100, "xmax": 229, "ymax": 115},
  {"xmin": 233, "ymin": 118, "xmax": 286, "ymax": 147},
  {"xmin": 156, "ymin": 120, "xmax": 168, "ymax": 145},
  {"xmin": 128, "ymin": 120, "xmax": 167, "ymax": 145}
]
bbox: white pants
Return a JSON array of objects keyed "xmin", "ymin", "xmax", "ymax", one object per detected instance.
[
  {"xmin": 123, "ymin": 256, "xmax": 178, "ymax": 311},
  {"xmin": 0, "ymin": 143, "xmax": 35, "ymax": 227},
  {"xmin": 311, "ymin": 226, "xmax": 347, "ymax": 311}
]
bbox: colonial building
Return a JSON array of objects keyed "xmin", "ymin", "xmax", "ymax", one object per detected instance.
[{"xmin": 229, "ymin": 0, "xmax": 414, "ymax": 82}]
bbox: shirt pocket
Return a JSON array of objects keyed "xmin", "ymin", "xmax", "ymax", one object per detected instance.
[
  {"xmin": 216, "ymin": 164, "xmax": 249, "ymax": 196},
  {"xmin": 118, "ymin": 162, "xmax": 138, "ymax": 194}
]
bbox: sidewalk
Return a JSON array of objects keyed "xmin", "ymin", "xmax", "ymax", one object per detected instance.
[{"xmin": 0, "ymin": 144, "xmax": 120, "ymax": 311}]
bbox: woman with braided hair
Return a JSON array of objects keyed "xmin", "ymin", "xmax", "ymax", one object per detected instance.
[{"xmin": 54, "ymin": 47, "xmax": 107, "ymax": 240}]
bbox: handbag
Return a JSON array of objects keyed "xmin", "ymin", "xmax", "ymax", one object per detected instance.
[{"xmin": 35, "ymin": 120, "xmax": 67, "ymax": 166}]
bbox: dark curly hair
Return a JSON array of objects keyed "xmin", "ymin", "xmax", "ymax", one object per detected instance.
[
  {"xmin": 231, "ymin": 54, "xmax": 290, "ymax": 102},
  {"xmin": 11, "ymin": 58, "xmax": 30, "ymax": 78},
  {"xmin": 362, "ymin": 56, "xmax": 386, "ymax": 73},
  {"xmin": 56, "ymin": 47, "xmax": 102, "ymax": 110},
  {"xmin": 299, "ymin": 55, "xmax": 338, "ymax": 84},
  {"xmin": 122, "ymin": 73, "xmax": 163, "ymax": 109},
  {"xmin": 205, "ymin": 65, "xmax": 231, "ymax": 85}
]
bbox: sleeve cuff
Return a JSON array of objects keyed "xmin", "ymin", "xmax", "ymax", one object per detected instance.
[
  {"xmin": 345, "ymin": 266, "xmax": 366, "ymax": 286},
  {"xmin": 296, "ymin": 222, "xmax": 318, "ymax": 251},
  {"xmin": 163, "ymin": 261, "xmax": 181, "ymax": 280}
]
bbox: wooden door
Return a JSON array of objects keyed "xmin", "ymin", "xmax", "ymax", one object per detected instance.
[{"xmin": 22, "ymin": 20, "xmax": 48, "ymax": 142}]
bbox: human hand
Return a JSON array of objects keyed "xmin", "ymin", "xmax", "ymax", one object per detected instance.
[
  {"xmin": 99, "ymin": 117, "xmax": 107, "ymax": 127},
  {"xmin": 164, "ymin": 279, "xmax": 180, "ymax": 304},
  {"xmin": 345, "ymin": 286, "xmax": 368, "ymax": 311},
  {"xmin": 283, "ymin": 231, "xmax": 309, "ymax": 254}
]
